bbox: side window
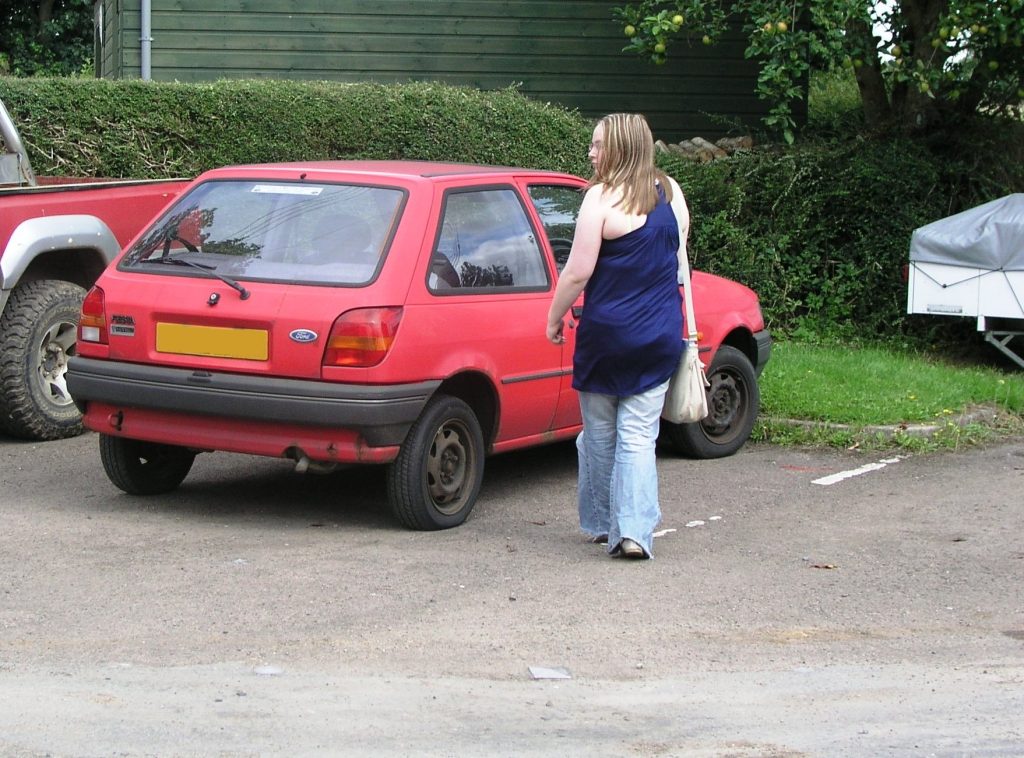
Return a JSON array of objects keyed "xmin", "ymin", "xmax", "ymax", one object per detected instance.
[
  {"xmin": 429, "ymin": 188, "xmax": 549, "ymax": 292},
  {"xmin": 527, "ymin": 185, "xmax": 584, "ymax": 273}
]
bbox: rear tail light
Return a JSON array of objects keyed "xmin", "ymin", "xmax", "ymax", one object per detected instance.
[
  {"xmin": 323, "ymin": 307, "xmax": 403, "ymax": 367},
  {"xmin": 79, "ymin": 286, "xmax": 107, "ymax": 344}
]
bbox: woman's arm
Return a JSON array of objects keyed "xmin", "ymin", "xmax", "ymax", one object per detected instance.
[
  {"xmin": 667, "ymin": 177, "xmax": 691, "ymax": 283},
  {"xmin": 546, "ymin": 186, "xmax": 605, "ymax": 343}
]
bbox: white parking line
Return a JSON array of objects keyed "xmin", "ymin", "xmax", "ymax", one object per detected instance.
[{"xmin": 812, "ymin": 456, "xmax": 906, "ymax": 486}]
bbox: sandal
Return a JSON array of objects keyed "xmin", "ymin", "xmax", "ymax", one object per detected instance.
[{"xmin": 618, "ymin": 538, "xmax": 646, "ymax": 559}]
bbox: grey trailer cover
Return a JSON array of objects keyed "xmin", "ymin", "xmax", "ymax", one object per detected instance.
[{"xmin": 909, "ymin": 193, "xmax": 1024, "ymax": 271}]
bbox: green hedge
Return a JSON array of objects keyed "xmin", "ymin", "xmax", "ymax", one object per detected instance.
[{"xmin": 0, "ymin": 77, "xmax": 593, "ymax": 178}]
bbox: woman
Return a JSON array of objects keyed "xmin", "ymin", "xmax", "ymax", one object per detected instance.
[{"xmin": 546, "ymin": 113, "xmax": 690, "ymax": 560}]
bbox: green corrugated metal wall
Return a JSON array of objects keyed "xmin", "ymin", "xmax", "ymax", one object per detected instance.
[{"xmin": 95, "ymin": 0, "xmax": 775, "ymax": 141}]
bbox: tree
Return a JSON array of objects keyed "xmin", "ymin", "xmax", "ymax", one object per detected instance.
[
  {"xmin": 614, "ymin": 0, "xmax": 1024, "ymax": 141},
  {"xmin": 0, "ymin": 0, "xmax": 94, "ymax": 77}
]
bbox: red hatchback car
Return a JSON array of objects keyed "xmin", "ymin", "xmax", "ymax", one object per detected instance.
[{"xmin": 67, "ymin": 161, "xmax": 770, "ymax": 529}]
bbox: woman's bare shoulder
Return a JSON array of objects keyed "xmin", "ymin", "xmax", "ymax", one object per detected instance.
[{"xmin": 585, "ymin": 182, "xmax": 623, "ymax": 206}]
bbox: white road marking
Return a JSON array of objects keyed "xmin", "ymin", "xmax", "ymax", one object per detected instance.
[{"xmin": 812, "ymin": 456, "xmax": 906, "ymax": 486}]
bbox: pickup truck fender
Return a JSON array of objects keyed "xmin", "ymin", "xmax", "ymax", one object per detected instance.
[{"xmin": 0, "ymin": 214, "xmax": 120, "ymax": 313}]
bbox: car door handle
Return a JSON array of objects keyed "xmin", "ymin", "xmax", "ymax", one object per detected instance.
[{"xmin": 571, "ymin": 305, "xmax": 583, "ymax": 319}]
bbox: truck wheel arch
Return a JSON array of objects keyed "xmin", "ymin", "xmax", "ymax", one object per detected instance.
[{"xmin": 2, "ymin": 215, "xmax": 120, "ymax": 292}]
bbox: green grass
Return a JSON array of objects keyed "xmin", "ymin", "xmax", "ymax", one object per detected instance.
[{"xmin": 754, "ymin": 341, "xmax": 1024, "ymax": 450}]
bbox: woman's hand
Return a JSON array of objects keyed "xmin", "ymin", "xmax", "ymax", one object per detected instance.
[{"xmin": 546, "ymin": 318, "xmax": 565, "ymax": 344}]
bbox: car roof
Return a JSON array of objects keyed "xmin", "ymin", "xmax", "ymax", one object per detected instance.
[{"xmin": 203, "ymin": 160, "xmax": 581, "ymax": 183}]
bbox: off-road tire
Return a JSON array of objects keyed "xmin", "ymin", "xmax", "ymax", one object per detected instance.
[
  {"xmin": 386, "ymin": 395, "xmax": 485, "ymax": 530},
  {"xmin": 99, "ymin": 434, "xmax": 196, "ymax": 495},
  {"xmin": 662, "ymin": 344, "xmax": 760, "ymax": 459},
  {"xmin": 0, "ymin": 280, "xmax": 86, "ymax": 440}
]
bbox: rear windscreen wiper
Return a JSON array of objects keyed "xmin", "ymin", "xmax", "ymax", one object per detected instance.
[{"xmin": 141, "ymin": 255, "xmax": 251, "ymax": 300}]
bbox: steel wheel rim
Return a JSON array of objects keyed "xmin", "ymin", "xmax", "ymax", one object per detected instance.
[
  {"xmin": 35, "ymin": 320, "xmax": 77, "ymax": 408},
  {"xmin": 702, "ymin": 368, "xmax": 745, "ymax": 442},
  {"xmin": 425, "ymin": 420, "xmax": 471, "ymax": 514}
]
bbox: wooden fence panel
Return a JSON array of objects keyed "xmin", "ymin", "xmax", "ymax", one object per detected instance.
[{"xmin": 103, "ymin": 0, "xmax": 779, "ymax": 140}]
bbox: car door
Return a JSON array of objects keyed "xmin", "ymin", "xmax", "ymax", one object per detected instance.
[
  {"xmin": 523, "ymin": 181, "xmax": 586, "ymax": 431},
  {"xmin": 404, "ymin": 181, "xmax": 564, "ymax": 444}
]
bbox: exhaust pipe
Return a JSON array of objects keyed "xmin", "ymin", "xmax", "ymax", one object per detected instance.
[{"xmin": 293, "ymin": 452, "xmax": 337, "ymax": 475}]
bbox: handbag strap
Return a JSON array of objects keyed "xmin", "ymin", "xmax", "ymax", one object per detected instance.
[{"xmin": 678, "ymin": 243, "xmax": 699, "ymax": 343}]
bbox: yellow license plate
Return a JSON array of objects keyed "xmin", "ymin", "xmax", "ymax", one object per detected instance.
[{"xmin": 156, "ymin": 323, "xmax": 268, "ymax": 360}]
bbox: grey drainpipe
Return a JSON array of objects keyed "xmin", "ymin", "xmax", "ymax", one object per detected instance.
[{"xmin": 140, "ymin": 0, "xmax": 152, "ymax": 80}]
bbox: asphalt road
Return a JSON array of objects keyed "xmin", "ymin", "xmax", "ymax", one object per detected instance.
[{"xmin": 2, "ymin": 431, "xmax": 1023, "ymax": 757}]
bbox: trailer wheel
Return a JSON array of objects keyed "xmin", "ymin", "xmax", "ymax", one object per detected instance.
[{"xmin": 0, "ymin": 280, "xmax": 86, "ymax": 440}]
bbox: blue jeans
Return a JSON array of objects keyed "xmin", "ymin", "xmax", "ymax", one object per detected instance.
[{"xmin": 576, "ymin": 380, "xmax": 669, "ymax": 558}]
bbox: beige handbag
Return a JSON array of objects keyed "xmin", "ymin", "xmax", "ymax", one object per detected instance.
[{"xmin": 662, "ymin": 248, "xmax": 709, "ymax": 424}]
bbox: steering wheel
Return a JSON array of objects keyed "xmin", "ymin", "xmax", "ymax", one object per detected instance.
[{"xmin": 548, "ymin": 237, "xmax": 573, "ymax": 271}]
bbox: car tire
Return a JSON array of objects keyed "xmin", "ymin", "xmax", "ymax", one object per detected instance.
[
  {"xmin": 0, "ymin": 280, "xmax": 86, "ymax": 440},
  {"xmin": 99, "ymin": 434, "xmax": 196, "ymax": 495},
  {"xmin": 386, "ymin": 394, "xmax": 485, "ymax": 530},
  {"xmin": 662, "ymin": 344, "xmax": 760, "ymax": 459}
]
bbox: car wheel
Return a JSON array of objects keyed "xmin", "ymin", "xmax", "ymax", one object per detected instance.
[
  {"xmin": 99, "ymin": 434, "xmax": 196, "ymax": 495},
  {"xmin": 386, "ymin": 394, "xmax": 485, "ymax": 530},
  {"xmin": 662, "ymin": 344, "xmax": 760, "ymax": 459},
  {"xmin": 0, "ymin": 280, "xmax": 86, "ymax": 440}
]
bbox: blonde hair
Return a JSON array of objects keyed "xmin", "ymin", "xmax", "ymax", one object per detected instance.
[{"xmin": 589, "ymin": 113, "xmax": 672, "ymax": 215}]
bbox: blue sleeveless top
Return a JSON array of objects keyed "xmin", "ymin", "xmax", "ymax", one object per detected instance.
[{"xmin": 572, "ymin": 185, "xmax": 683, "ymax": 396}]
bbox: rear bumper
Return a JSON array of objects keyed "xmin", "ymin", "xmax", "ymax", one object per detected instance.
[
  {"xmin": 67, "ymin": 356, "xmax": 440, "ymax": 449},
  {"xmin": 753, "ymin": 330, "xmax": 772, "ymax": 376}
]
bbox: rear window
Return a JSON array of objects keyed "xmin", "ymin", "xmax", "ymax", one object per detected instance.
[{"xmin": 120, "ymin": 179, "xmax": 404, "ymax": 286}]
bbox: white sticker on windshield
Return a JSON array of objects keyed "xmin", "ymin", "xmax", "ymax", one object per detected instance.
[{"xmin": 251, "ymin": 184, "xmax": 323, "ymax": 196}]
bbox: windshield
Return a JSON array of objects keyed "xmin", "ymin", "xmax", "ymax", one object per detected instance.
[{"xmin": 120, "ymin": 179, "xmax": 405, "ymax": 286}]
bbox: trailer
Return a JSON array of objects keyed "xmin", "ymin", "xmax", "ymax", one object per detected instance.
[{"xmin": 907, "ymin": 194, "xmax": 1024, "ymax": 368}]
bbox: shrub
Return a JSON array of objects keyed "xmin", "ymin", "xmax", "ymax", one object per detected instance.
[{"xmin": 806, "ymin": 68, "xmax": 864, "ymax": 140}]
